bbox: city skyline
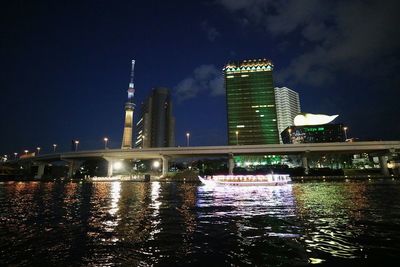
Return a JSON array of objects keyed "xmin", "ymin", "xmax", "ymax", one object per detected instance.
[{"xmin": 1, "ymin": 0, "xmax": 399, "ymax": 155}]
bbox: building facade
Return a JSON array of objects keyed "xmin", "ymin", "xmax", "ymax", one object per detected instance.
[
  {"xmin": 274, "ymin": 87, "xmax": 301, "ymax": 143},
  {"xmin": 281, "ymin": 124, "xmax": 346, "ymax": 144},
  {"xmin": 224, "ymin": 59, "xmax": 279, "ymax": 145},
  {"xmin": 134, "ymin": 87, "xmax": 175, "ymax": 148}
]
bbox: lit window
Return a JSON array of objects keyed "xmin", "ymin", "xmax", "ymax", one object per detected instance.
[
  {"xmin": 255, "ymin": 110, "xmax": 259, "ymax": 113},
  {"xmin": 227, "ymin": 75, "xmax": 234, "ymax": 78},
  {"xmin": 241, "ymin": 74, "xmax": 249, "ymax": 77},
  {"xmin": 237, "ymin": 125, "xmax": 245, "ymax": 128},
  {"xmin": 136, "ymin": 118, "xmax": 143, "ymax": 125}
]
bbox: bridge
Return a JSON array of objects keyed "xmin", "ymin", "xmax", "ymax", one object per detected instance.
[{"xmin": 16, "ymin": 141, "xmax": 400, "ymax": 178}]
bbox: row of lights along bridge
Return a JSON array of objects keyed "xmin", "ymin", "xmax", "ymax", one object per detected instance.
[
  {"xmin": 5, "ymin": 132, "xmax": 194, "ymax": 161},
  {"xmin": 3, "ymin": 125, "xmax": 350, "ymax": 161}
]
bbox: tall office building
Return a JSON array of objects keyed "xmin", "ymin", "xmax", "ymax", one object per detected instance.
[
  {"xmin": 274, "ymin": 87, "xmax": 301, "ymax": 143},
  {"xmin": 224, "ymin": 59, "xmax": 279, "ymax": 145},
  {"xmin": 134, "ymin": 87, "xmax": 175, "ymax": 148}
]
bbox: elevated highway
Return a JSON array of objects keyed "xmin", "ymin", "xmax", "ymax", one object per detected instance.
[{"xmin": 17, "ymin": 141, "xmax": 400, "ymax": 177}]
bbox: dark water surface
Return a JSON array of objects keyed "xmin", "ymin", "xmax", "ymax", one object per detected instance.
[{"xmin": 1, "ymin": 180, "xmax": 400, "ymax": 266}]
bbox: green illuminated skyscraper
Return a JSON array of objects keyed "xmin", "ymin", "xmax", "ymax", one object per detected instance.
[{"xmin": 224, "ymin": 59, "xmax": 279, "ymax": 145}]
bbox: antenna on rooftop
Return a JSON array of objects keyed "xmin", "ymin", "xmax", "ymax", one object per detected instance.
[{"xmin": 127, "ymin": 59, "xmax": 135, "ymax": 100}]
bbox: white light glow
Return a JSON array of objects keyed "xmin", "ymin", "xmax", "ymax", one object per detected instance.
[
  {"xmin": 153, "ymin": 160, "xmax": 160, "ymax": 168},
  {"xmin": 113, "ymin": 161, "xmax": 123, "ymax": 170},
  {"xmin": 294, "ymin": 113, "xmax": 338, "ymax": 126}
]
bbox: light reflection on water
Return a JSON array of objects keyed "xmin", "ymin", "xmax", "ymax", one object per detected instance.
[{"xmin": 1, "ymin": 180, "xmax": 400, "ymax": 266}]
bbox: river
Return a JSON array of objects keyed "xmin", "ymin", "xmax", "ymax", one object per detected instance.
[{"xmin": 1, "ymin": 180, "xmax": 400, "ymax": 266}]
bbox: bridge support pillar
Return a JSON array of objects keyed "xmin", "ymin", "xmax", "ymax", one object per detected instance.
[
  {"xmin": 65, "ymin": 160, "xmax": 83, "ymax": 178},
  {"xmin": 34, "ymin": 163, "xmax": 46, "ymax": 179},
  {"xmin": 302, "ymin": 154, "xmax": 309, "ymax": 175},
  {"xmin": 104, "ymin": 158, "xmax": 115, "ymax": 177},
  {"xmin": 228, "ymin": 153, "xmax": 234, "ymax": 175},
  {"xmin": 379, "ymin": 155, "xmax": 389, "ymax": 176},
  {"xmin": 162, "ymin": 156, "xmax": 169, "ymax": 177}
]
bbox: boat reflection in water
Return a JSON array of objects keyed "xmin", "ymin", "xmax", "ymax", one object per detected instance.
[
  {"xmin": 197, "ymin": 180, "xmax": 295, "ymax": 216},
  {"xmin": 196, "ymin": 181, "xmax": 312, "ymax": 265}
]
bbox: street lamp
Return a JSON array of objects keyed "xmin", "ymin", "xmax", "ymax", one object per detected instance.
[
  {"xmin": 343, "ymin": 127, "xmax": 348, "ymax": 141},
  {"xmin": 74, "ymin": 140, "xmax": 79, "ymax": 151},
  {"xmin": 186, "ymin": 132, "xmax": 190, "ymax": 147},
  {"xmin": 142, "ymin": 135, "xmax": 146, "ymax": 148},
  {"xmin": 36, "ymin": 147, "xmax": 41, "ymax": 155},
  {"xmin": 104, "ymin": 137, "xmax": 109, "ymax": 149},
  {"xmin": 53, "ymin": 144, "xmax": 57, "ymax": 153},
  {"xmin": 235, "ymin": 131, "xmax": 239, "ymax": 145},
  {"xmin": 24, "ymin": 150, "xmax": 28, "ymax": 155},
  {"xmin": 14, "ymin": 152, "xmax": 18, "ymax": 159},
  {"xmin": 153, "ymin": 160, "xmax": 160, "ymax": 169}
]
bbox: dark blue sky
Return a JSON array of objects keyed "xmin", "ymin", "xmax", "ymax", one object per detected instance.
[{"xmin": 1, "ymin": 0, "xmax": 399, "ymax": 155}]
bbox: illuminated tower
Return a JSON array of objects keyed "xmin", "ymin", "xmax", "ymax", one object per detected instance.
[
  {"xmin": 223, "ymin": 59, "xmax": 279, "ymax": 145},
  {"xmin": 121, "ymin": 60, "xmax": 136, "ymax": 149}
]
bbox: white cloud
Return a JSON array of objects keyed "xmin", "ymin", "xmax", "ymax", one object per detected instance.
[
  {"xmin": 217, "ymin": 0, "xmax": 400, "ymax": 86},
  {"xmin": 175, "ymin": 64, "xmax": 224, "ymax": 102}
]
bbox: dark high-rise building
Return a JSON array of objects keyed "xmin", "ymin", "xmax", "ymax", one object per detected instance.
[
  {"xmin": 223, "ymin": 59, "xmax": 279, "ymax": 145},
  {"xmin": 134, "ymin": 87, "xmax": 175, "ymax": 148}
]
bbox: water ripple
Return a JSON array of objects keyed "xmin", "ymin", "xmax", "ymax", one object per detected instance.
[{"xmin": 1, "ymin": 180, "xmax": 400, "ymax": 265}]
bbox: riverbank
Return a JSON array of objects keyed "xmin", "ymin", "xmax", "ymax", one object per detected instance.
[{"xmin": 1, "ymin": 174, "xmax": 399, "ymax": 183}]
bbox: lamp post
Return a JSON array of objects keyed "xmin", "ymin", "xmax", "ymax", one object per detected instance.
[
  {"xmin": 235, "ymin": 131, "xmax": 239, "ymax": 145},
  {"xmin": 53, "ymin": 144, "xmax": 57, "ymax": 153},
  {"xmin": 104, "ymin": 137, "xmax": 109, "ymax": 149},
  {"xmin": 186, "ymin": 132, "xmax": 190, "ymax": 147},
  {"xmin": 142, "ymin": 135, "xmax": 145, "ymax": 148},
  {"xmin": 14, "ymin": 152, "xmax": 18, "ymax": 159},
  {"xmin": 74, "ymin": 140, "xmax": 79, "ymax": 151},
  {"xmin": 36, "ymin": 147, "xmax": 41, "ymax": 155},
  {"xmin": 288, "ymin": 128, "xmax": 292, "ymax": 143},
  {"xmin": 343, "ymin": 127, "xmax": 348, "ymax": 141},
  {"xmin": 24, "ymin": 150, "xmax": 28, "ymax": 155}
]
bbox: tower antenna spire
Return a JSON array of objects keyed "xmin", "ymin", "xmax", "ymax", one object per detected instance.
[{"xmin": 127, "ymin": 59, "xmax": 135, "ymax": 101}]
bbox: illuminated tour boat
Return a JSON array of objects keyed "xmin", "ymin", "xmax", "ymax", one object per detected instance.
[{"xmin": 198, "ymin": 174, "xmax": 291, "ymax": 186}]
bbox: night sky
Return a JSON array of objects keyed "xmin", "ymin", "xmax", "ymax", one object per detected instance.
[{"xmin": 1, "ymin": 0, "xmax": 399, "ymax": 155}]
